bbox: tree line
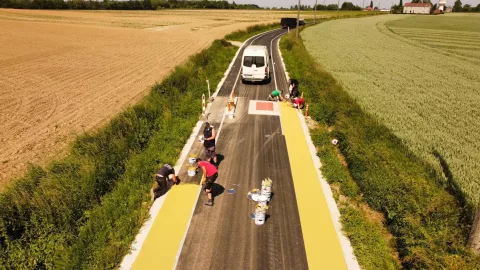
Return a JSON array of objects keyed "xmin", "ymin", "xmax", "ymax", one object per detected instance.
[
  {"xmin": 0, "ymin": 0, "xmax": 261, "ymax": 10},
  {"xmin": 453, "ymin": 0, "xmax": 480, "ymax": 12},
  {"xmin": 289, "ymin": 2, "xmax": 364, "ymax": 11}
]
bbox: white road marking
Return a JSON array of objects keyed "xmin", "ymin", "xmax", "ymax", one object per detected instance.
[{"xmin": 270, "ymin": 31, "xmax": 286, "ymax": 91}]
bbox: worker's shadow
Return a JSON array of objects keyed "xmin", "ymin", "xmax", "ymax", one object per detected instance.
[
  {"xmin": 216, "ymin": 154, "xmax": 225, "ymax": 168},
  {"xmin": 212, "ymin": 183, "xmax": 225, "ymax": 199}
]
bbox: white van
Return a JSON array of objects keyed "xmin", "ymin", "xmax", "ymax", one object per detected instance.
[{"xmin": 241, "ymin": 45, "xmax": 270, "ymax": 83}]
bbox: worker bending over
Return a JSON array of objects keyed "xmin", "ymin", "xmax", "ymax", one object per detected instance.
[
  {"xmin": 196, "ymin": 158, "xmax": 218, "ymax": 206},
  {"xmin": 268, "ymin": 89, "xmax": 285, "ymax": 102},
  {"xmin": 150, "ymin": 163, "xmax": 178, "ymax": 202}
]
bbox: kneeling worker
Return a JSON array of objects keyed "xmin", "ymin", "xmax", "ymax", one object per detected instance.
[
  {"xmin": 151, "ymin": 163, "xmax": 178, "ymax": 202},
  {"xmin": 292, "ymin": 96, "xmax": 305, "ymax": 109},
  {"xmin": 267, "ymin": 89, "xmax": 285, "ymax": 102},
  {"xmin": 196, "ymin": 158, "xmax": 218, "ymax": 206}
]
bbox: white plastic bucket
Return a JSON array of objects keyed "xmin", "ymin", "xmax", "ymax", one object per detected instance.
[
  {"xmin": 255, "ymin": 211, "xmax": 266, "ymax": 225},
  {"xmin": 261, "ymin": 186, "xmax": 271, "ymax": 201},
  {"xmin": 188, "ymin": 157, "xmax": 196, "ymax": 164},
  {"xmin": 187, "ymin": 168, "xmax": 196, "ymax": 177},
  {"xmin": 257, "ymin": 195, "xmax": 268, "ymax": 206}
]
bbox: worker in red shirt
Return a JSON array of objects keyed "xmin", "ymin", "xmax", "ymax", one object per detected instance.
[
  {"xmin": 292, "ymin": 97, "xmax": 305, "ymax": 109},
  {"xmin": 196, "ymin": 158, "xmax": 218, "ymax": 206}
]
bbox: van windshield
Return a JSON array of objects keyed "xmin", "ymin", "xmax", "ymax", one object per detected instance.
[{"xmin": 243, "ymin": 56, "xmax": 265, "ymax": 68}]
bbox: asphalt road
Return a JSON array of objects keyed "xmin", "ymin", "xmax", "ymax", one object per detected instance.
[{"xmin": 175, "ymin": 29, "xmax": 308, "ymax": 270}]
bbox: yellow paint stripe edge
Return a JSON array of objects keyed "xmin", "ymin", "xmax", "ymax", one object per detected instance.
[
  {"xmin": 132, "ymin": 185, "xmax": 201, "ymax": 270},
  {"xmin": 279, "ymin": 103, "xmax": 347, "ymax": 270}
]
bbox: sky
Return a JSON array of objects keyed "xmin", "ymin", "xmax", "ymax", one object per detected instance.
[{"xmin": 232, "ymin": 0, "xmax": 479, "ymax": 9}]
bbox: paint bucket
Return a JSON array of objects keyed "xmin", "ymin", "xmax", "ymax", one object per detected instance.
[
  {"xmin": 257, "ymin": 195, "xmax": 268, "ymax": 206},
  {"xmin": 255, "ymin": 211, "xmax": 266, "ymax": 225},
  {"xmin": 187, "ymin": 166, "xmax": 196, "ymax": 177},
  {"xmin": 198, "ymin": 135, "xmax": 204, "ymax": 143},
  {"xmin": 188, "ymin": 154, "xmax": 197, "ymax": 164},
  {"xmin": 261, "ymin": 186, "xmax": 271, "ymax": 201},
  {"xmin": 254, "ymin": 204, "xmax": 268, "ymax": 226}
]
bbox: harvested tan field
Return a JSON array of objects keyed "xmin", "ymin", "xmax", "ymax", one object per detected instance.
[{"xmin": 0, "ymin": 9, "xmax": 292, "ymax": 187}]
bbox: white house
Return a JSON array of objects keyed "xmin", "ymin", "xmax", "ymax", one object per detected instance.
[{"xmin": 403, "ymin": 2, "xmax": 432, "ymax": 14}]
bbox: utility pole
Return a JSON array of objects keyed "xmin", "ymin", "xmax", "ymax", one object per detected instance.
[
  {"xmin": 314, "ymin": 0, "xmax": 318, "ymax": 24},
  {"xmin": 296, "ymin": 0, "xmax": 300, "ymax": 39},
  {"xmin": 337, "ymin": 0, "xmax": 340, "ymax": 12}
]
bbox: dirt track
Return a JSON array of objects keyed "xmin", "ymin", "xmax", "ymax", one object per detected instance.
[{"xmin": 0, "ymin": 9, "xmax": 289, "ymax": 187}]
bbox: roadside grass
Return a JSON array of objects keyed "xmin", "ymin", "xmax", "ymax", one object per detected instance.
[
  {"xmin": 0, "ymin": 38, "xmax": 238, "ymax": 268},
  {"xmin": 280, "ymin": 28, "xmax": 480, "ymax": 268}
]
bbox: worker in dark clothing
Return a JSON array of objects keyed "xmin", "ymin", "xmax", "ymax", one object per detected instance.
[
  {"xmin": 203, "ymin": 122, "xmax": 217, "ymax": 166},
  {"xmin": 196, "ymin": 158, "xmax": 218, "ymax": 206},
  {"xmin": 150, "ymin": 163, "xmax": 178, "ymax": 202},
  {"xmin": 288, "ymin": 79, "xmax": 299, "ymax": 99}
]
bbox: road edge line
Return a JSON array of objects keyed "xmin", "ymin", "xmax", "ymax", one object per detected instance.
[{"xmin": 276, "ymin": 35, "xmax": 360, "ymax": 270}]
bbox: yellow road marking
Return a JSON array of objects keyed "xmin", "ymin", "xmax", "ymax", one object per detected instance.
[
  {"xmin": 279, "ymin": 103, "xmax": 347, "ymax": 269},
  {"xmin": 132, "ymin": 184, "xmax": 200, "ymax": 270}
]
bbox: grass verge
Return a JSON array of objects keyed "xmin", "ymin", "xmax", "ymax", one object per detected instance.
[
  {"xmin": 280, "ymin": 26, "xmax": 480, "ymax": 268},
  {"xmin": 0, "ymin": 38, "xmax": 237, "ymax": 268}
]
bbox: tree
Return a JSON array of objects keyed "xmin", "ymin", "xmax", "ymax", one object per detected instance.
[
  {"xmin": 370, "ymin": 0, "xmax": 373, "ymax": 7},
  {"xmin": 453, "ymin": 0, "xmax": 462, "ymax": 11},
  {"xmin": 327, "ymin": 4, "xmax": 338, "ymax": 10},
  {"xmin": 462, "ymin": 3, "xmax": 472, "ymax": 11},
  {"xmin": 431, "ymin": 3, "xmax": 437, "ymax": 12},
  {"xmin": 399, "ymin": 0, "xmax": 403, "ymax": 6},
  {"xmin": 341, "ymin": 1, "xmax": 354, "ymax": 9}
]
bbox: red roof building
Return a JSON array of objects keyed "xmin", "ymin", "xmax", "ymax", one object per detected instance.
[
  {"xmin": 404, "ymin": 3, "xmax": 432, "ymax": 7},
  {"xmin": 403, "ymin": 2, "xmax": 432, "ymax": 13}
]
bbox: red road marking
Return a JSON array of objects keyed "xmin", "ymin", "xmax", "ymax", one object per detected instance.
[{"xmin": 256, "ymin": 102, "xmax": 274, "ymax": 111}]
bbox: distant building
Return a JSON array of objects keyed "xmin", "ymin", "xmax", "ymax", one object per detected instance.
[
  {"xmin": 364, "ymin": 6, "xmax": 373, "ymax": 11},
  {"xmin": 445, "ymin": 6, "xmax": 453, "ymax": 12},
  {"xmin": 403, "ymin": 2, "xmax": 432, "ymax": 14}
]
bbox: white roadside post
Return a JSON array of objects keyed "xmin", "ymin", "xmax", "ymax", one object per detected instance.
[
  {"xmin": 202, "ymin": 93, "xmax": 206, "ymax": 116},
  {"xmin": 206, "ymin": 78, "xmax": 211, "ymax": 99}
]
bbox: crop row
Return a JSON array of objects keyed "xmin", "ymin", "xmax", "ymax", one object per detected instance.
[
  {"xmin": 302, "ymin": 15, "xmax": 480, "ymax": 208},
  {"xmin": 388, "ymin": 26, "xmax": 480, "ymax": 60}
]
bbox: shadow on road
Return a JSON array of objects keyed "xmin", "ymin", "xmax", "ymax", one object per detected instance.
[
  {"xmin": 213, "ymin": 183, "xmax": 225, "ymax": 199},
  {"xmin": 216, "ymin": 154, "xmax": 225, "ymax": 168}
]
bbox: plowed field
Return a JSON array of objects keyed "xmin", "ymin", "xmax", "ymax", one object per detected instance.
[{"xmin": 0, "ymin": 9, "xmax": 288, "ymax": 187}]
